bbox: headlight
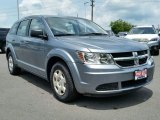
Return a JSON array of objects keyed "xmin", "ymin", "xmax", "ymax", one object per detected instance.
[
  {"xmin": 150, "ymin": 38, "xmax": 158, "ymax": 41},
  {"xmin": 77, "ymin": 51, "xmax": 115, "ymax": 64}
]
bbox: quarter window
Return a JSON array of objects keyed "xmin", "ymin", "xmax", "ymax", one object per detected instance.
[
  {"xmin": 17, "ymin": 20, "xmax": 30, "ymax": 36},
  {"xmin": 9, "ymin": 22, "xmax": 19, "ymax": 35}
]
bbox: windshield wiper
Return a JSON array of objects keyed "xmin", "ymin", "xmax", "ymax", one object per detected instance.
[
  {"xmin": 54, "ymin": 34, "xmax": 76, "ymax": 36},
  {"xmin": 80, "ymin": 33, "xmax": 108, "ymax": 36}
]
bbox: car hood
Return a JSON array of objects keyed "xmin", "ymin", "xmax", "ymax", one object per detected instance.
[
  {"xmin": 57, "ymin": 36, "xmax": 148, "ymax": 53},
  {"xmin": 125, "ymin": 34, "xmax": 159, "ymax": 40}
]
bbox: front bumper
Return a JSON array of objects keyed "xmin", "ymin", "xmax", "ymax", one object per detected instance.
[{"xmin": 70, "ymin": 58, "xmax": 154, "ymax": 95}]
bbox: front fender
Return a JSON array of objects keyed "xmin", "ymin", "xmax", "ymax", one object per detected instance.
[
  {"xmin": 45, "ymin": 48, "xmax": 83, "ymax": 92},
  {"xmin": 45, "ymin": 48, "xmax": 75, "ymax": 64}
]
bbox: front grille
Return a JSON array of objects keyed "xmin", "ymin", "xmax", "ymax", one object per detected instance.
[
  {"xmin": 116, "ymin": 60, "xmax": 134, "ymax": 67},
  {"xmin": 96, "ymin": 83, "xmax": 118, "ymax": 91},
  {"xmin": 112, "ymin": 52, "xmax": 133, "ymax": 58},
  {"xmin": 121, "ymin": 78, "xmax": 148, "ymax": 88},
  {"xmin": 111, "ymin": 50, "xmax": 148, "ymax": 67},
  {"xmin": 137, "ymin": 50, "xmax": 147, "ymax": 55},
  {"xmin": 139, "ymin": 58, "xmax": 147, "ymax": 64}
]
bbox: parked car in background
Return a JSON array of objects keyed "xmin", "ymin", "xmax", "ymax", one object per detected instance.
[
  {"xmin": 158, "ymin": 31, "xmax": 160, "ymax": 48},
  {"xmin": 0, "ymin": 28, "xmax": 10, "ymax": 53},
  {"xmin": 117, "ymin": 32, "xmax": 128, "ymax": 37},
  {"xmin": 106, "ymin": 30, "xmax": 115, "ymax": 36},
  {"xmin": 125, "ymin": 26, "xmax": 159, "ymax": 55},
  {"xmin": 6, "ymin": 15, "xmax": 154, "ymax": 102}
]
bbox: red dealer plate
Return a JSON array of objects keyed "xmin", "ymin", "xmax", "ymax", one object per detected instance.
[{"xmin": 135, "ymin": 69, "xmax": 147, "ymax": 80}]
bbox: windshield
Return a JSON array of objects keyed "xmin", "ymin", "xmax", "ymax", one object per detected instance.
[
  {"xmin": 129, "ymin": 27, "xmax": 156, "ymax": 34},
  {"xmin": 45, "ymin": 17, "xmax": 107, "ymax": 36}
]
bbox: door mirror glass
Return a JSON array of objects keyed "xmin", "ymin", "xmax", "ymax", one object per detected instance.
[
  {"xmin": 31, "ymin": 30, "xmax": 48, "ymax": 40},
  {"xmin": 124, "ymin": 32, "xmax": 128, "ymax": 36}
]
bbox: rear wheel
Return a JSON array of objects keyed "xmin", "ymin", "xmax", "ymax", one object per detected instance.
[
  {"xmin": 7, "ymin": 52, "xmax": 21, "ymax": 75},
  {"xmin": 50, "ymin": 62, "xmax": 78, "ymax": 102},
  {"xmin": 1, "ymin": 44, "xmax": 5, "ymax": 53}
]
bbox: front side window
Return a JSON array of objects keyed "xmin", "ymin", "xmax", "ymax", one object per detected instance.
[
  {"xmin": 17, "ymin": 20, "xmax": 30, "ymax": 36},
  {"xmin": 29, "ymin": 19, "xmax": 44, "ymax": 36},
  {"xmin": 45, "ymin": 17, "xmax": 107, "ymax": 36}
]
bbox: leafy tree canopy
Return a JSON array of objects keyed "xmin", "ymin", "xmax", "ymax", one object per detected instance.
[{"xmin": 110, "ymin": 19, "xmax": 133, "ymax": 34}]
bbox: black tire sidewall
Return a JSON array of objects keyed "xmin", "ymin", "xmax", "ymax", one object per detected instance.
[{"xmin": 1, "ymin": 44, "xmax": 5, "ymax": 53}]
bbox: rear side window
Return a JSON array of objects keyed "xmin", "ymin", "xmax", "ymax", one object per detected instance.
[
  {"xmin": 17, "ymin": 20, "xmax": 30, "ymax": 36},
  {"xmin": 9, "ymin": 23, "xmax": 19, "ymax": 35}
]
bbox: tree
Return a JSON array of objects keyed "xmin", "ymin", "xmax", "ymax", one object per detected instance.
[{"xmin": 110, "ymin": 19, "xmax": 133, "ymax": 34}]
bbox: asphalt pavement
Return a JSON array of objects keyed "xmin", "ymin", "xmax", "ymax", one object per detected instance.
[{"xmin": 0, "ymin": 53, "xmax": 160, "ymax": 120}]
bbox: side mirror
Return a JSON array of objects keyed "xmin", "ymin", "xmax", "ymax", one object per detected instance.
[
  {"xmin": 124, "ymin": 32, "xmax": 128, "ymax": 36},
  {"xmin": 31, "ymin": 30, "xmax": 48, "ymax": 40},
  {"xmin": 158, "ymin": 31, "xmax": 160, "ymax": 37}
]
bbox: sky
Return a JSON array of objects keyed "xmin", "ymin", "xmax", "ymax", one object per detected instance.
[{"xmin": 0, "ymin": 0, "xmax": 160, "ymax": 29}]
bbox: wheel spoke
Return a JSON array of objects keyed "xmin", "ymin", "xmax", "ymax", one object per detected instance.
[
  {"xmin": 61, "ymin": 86, "xmax": 66, "ymax": 93},
  {"xmin": 57, "ymin": 86, "xmax": 62, "ymax": 95},
  {"xmin": 54, "ymin": 72, "xmax": 58, "ymax": 80},
  {"xmin": 58, "ymin": 70, "xmax": 62, "ymax": 77},
  {"xmin": 61, "ymin": 77, "xmax": 66, "ymax": 87},
  {"xmin": 53, "ymin": 80, "xmax": 57, "ymax": 87}
]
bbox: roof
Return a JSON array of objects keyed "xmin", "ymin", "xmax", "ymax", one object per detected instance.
[{"xmin": 18, "ymin": 15, "xmax": 88, "ymax": 22}]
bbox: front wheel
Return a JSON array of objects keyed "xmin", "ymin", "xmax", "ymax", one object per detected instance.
[
  {"xmin": 50, "ymin": 62, "xmax": 78, "ymax": 102},
  {"xmin": 7, "ymin": 52, "xmax": 21, "ymax": 75}
]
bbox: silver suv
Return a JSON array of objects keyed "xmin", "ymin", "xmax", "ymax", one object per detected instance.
[{"xmin": 6, "ymin": 15, "xmax": 154, "ymax": 102}]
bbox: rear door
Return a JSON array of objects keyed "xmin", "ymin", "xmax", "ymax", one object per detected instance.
[{"xmin": 16, "ymin": 19, "xmax": 30, "ymax": 62}]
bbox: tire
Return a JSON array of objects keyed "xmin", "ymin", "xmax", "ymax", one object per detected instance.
[
  {"xmin": 1, "ymin": 44, "xmax": 5, "ymax": 53},
  {"xmin": 7, "ymin": 52, "xmax": 21, "ymax": 75},
  {"xmin": 154, "ymin": 50, "xmax": 159, "ymax": 56},
  {"xmin": 50, "ymin": 62, "xmax": 78, "ymax": 102}
]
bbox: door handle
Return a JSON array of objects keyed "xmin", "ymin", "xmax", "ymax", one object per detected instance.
[
  {"xmin": 24, "ymin": 41, "xmax": 30, "ymax": 44},
  {"xmin": 20, "ymin": 41, "xmax": 29, "ymax": 44}
]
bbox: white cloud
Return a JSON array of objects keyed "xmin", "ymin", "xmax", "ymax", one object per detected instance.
[
  {"xmin": 97, "ymin": 0, "xmax": 160, "ymax": 28},
  {"xmin": 19, "ymin": 0, "xmax": 77, "ymax": 17},
  {"xmin": 19, "ymin": 0, "xmax": 160, "ymax": 29}
]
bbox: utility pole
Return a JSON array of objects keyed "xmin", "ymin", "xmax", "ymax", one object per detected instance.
[
  {"xmin": 84, "ymin": 2, "xmax": 89, "ymax": 19},
  {"xmin": 17, "ymin": 0, "xmax": 20, "ymax": 20},
  {"xmin": 90, "ymin": 0, "xmax": 95, "ymax": 21}
]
